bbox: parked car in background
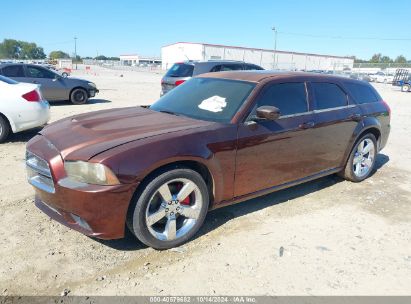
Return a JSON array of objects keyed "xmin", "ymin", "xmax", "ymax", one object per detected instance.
[
  {"xmin": 0, "ymin": 75, "xmax": 49, "ymax": 143},
  {"xmin": 160, "ymin": 60, "xmax": 264, "ymax": 95},
  {"xmin": 26, "ymin": 71, "xmax": 390, "ymax": 249},
  {"xmin": 0, "ymin": 63, "xmax": 98, "ymax": 104},
  {"xmin": 375, "ymin": 72, "xmax": 394, "ymax": 83},
  {"xmin": 349, "ymin": 73, "xmax": 371, "ymax": 82},
  {"xmin": 370, "ymin": 71, "xmax": 394, "ymax": 83}
]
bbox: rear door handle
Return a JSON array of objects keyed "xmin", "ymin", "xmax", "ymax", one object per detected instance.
[
  {"xmin": 349, "ymin": 113, "xmax": 362, "ymax": 121},
  {"xmin": 299, "ymin": 121, "xmax": 315, "ymax": 129}
]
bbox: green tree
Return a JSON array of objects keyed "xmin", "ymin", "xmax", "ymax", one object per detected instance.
[
  {"xmin": 0, "ymin": 39, "xmax": 45, "ymax": 59},
  {"xmin": 20, "ymin": 42, "xmax": 46, "ymax": 59},
  {"xmin": 394, "ymin": 55, "xmax": 407, "ymax": 64},
  {"xmin": 95, "ymin": 55, "xmax": 108, "ymax": 60},
  {"xmin": 370, "ymin": 53, "xmax": 382, "ymax": 63},
  {"xmin": 49, "ymin": 50, "xmax": 70, "ymax": 60},
  {"xmin": 0, "ymin": 39, "xmax": 20, "ymax": 58},
  {"xmin": 380, "ymin": 56, "xmax": 393, "ymax": 63}
]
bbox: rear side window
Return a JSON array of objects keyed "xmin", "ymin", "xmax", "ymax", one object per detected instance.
[
  {"xmin": 26, "ymin": 66, "xmax": 56, "ymax": 79},
  {"xmin": 256, "ymin": 83, "xmax": 308, "ymax": 116},
  {"xmin": 244, "ymin": 64, "xmax": 264, "ymax": 70},
  {"xmin": 344, "ymin": 82, "xmax": 379, "ymax": 104},
  {"xmin": 311, "ymin": 83, "xmax": 347, "ymax": 110},
  {"xmin": 210, "ymin": 64, "xmax": 243, "ymax": 72},
  {"xmin": 165, "ymin": 63, "xmax": 194, "ymax": 77},
  {"xmin": 1, "ymin": 65, "xmax": 25, "ymax": 77}
]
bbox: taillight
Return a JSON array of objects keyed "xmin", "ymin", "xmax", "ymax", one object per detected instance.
[
  {"xmin": 175, "ymin": 80, "xmax": 185, "ymax": 86},
  {"xmin": 22, "ymin": 90, "xmax": 41, "ymax": 102},
  {"xmin": 382, "ymin": 100, "xmax": 391, "ymax": 115}
]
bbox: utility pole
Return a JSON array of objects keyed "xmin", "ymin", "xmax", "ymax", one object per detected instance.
[
  {"xmin": 74, "ymin": 36, "xmax": 77, "ymax": 70},
  {"xmin": 272, "ymin": 27, "xmax": 277, "ymax": 70}
]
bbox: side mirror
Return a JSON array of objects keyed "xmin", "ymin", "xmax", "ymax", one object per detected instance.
[{"xmin": 255, "ymin": 106, "xmax": 281, "ymax": 121}]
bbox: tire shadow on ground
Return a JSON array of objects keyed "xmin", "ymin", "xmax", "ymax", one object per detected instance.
[{"xmin": 99, "ymin": 153, "xmax": 389, "ymax": 251}]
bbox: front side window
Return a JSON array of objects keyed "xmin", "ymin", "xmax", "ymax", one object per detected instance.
[
  {"xmin": 151, "ymin": 77, "xmax": 256, "ymax": 123},
  {"xmin": 255, "ymin": 82, "xmax": 308, "ymax": 116},
  {"xmin": 1, "ymin": 65, "xmax": 24, "ymax": 77},
  {"xmin": 26, "ymin": 66, "xmax": 56, "ymax": 79},
  {"xmin": 311, "ymin": 82, "xmax": 347, "ymax": 110}
]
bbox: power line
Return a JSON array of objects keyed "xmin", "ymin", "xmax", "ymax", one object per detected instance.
[{"xmin": 278, "ymin": 31, "xmax": 411, "ymax": 41}]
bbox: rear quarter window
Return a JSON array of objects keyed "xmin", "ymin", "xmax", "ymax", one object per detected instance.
[
  {"xmin": 165, "ymin": 63, "xmax": 194, "ymax": 77},
  {"xmin": 344, "ymin": 82, "xmax": 380, "ymax": 104},
  {"xmin": 311, "ymin": 82, "xmax": 347, "ymax": 110}
]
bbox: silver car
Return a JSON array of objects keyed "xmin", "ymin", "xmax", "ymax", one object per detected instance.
[
  {"xmin": 0, "ymin": 63, "xmax": 98, "ymax": 104},
  {"xmin": 161, "ymin": 60, "xmax": 264, "ymax": 95}
]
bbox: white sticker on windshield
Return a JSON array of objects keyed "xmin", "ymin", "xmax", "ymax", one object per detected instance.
[{"xmin": 198, "ymin": 95, "xmax": 227, "ymax": 113}]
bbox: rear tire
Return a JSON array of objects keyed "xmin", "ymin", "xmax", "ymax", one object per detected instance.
[
  {"xmin": 70, "ymin": 88, "xmax": 88, "ymax": 105},
  {"xmin": 0, "ymin": 116, "xmax": 11, "ymax": 143},
  {"xmin": 127, "ymin": 168, "xmax": 209, "ymax": 249},
  {"xmin": 339, "ymin": 133, "xmax": 377, "ymax": 182}
]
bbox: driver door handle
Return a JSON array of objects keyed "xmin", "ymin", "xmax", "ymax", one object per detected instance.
[{"xmin": 299, "ymin": 121, "xmax": 315, "ymax": 129}]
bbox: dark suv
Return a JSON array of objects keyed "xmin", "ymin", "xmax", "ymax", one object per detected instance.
[{"xmin": 160, "ymin": 61, "xmax": 264, "ymax": 95}]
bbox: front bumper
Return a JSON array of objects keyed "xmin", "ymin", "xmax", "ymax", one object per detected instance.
[
  {"xmin": 26, "ymin": 135, "xmax": 137, "ymax": 240},
  {"xmin": 88, "ymin": 88, "xmax": 99, "ymax": 98}
]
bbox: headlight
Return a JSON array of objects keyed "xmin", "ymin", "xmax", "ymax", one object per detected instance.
[
  {"xmin": 64, "ymin": 161, "xmax": 120, "ymax": 185},
  {"xmin": 88, "ymin": 82, "xmax": 96, "ymax": 88}
]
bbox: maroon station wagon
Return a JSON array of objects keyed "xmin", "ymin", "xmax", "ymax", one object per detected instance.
[{"xmin": 26, "ymin": 71, "xmax": 390, "ymax": 249}]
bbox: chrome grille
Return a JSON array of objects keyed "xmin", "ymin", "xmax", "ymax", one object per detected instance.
[{"xmin": 26, "ymin": 151, "xmax": 55, "ymax": 193}]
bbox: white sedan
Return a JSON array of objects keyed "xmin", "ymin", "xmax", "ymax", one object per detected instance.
[{"xmin": 0, "ymin": 75, "xmax": 50, "ymax": 143}]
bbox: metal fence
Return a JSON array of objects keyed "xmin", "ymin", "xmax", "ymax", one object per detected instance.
[{"xmin": 82, "ymin": 59, "xmax": 162, "ymax": 72}]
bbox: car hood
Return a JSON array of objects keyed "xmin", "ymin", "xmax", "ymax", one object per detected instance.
[{"xmin": 40, "ymin": 106, "xmax": 213, "ymax": 160}]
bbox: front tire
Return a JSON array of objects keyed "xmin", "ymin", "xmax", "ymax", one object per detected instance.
[
  {"xmin": 127, "ymin": 168, "xmax": 209, "ymax": 249},
  {"xmin": 0, "ymin": 116, "xmax": 11, "ymax": 143},
  {"xmin": 402, "ymin": 84, "xmax": 410, "ymax": 92},
  {"xmin": 70, "ymin": 88, "xmax": 88, "ymax": 105},
  {"xmin": 339, "ymin": 133, "xmax": 377, "ymax": 182}
]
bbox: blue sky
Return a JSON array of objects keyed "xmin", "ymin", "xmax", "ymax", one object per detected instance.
[{"xmin": 1, "ymin": 0, "xmax": 409, "ymax": 59}]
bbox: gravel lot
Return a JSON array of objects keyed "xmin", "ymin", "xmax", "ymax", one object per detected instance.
[{"xmin": 0, "ymin": 65, "xmax": 410, "ymax": 296}]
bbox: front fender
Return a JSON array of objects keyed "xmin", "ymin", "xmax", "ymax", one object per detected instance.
[{"xmin": 92, "ymin": 124, "xmax": 238, "ymax": 204}]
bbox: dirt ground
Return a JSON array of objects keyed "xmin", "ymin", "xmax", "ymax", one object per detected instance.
[{"xmin": 0, "ymin": 65, "xmax": 410, "ymax": 296}]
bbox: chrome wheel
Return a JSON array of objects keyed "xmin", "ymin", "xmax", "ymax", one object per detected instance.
[
  {"xmin": 145, "ymin": 178, "xmax": 203, "ymax": 241},
  {"xmin": 352, "ymin": 138, "xmax": 375, "ymax": 178}
]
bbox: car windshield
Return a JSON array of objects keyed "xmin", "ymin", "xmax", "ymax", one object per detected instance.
[
  {"xmin": 150, "ymin": 77, "xmax": 256, "ymax": 123},
  {"xmin": 0, "ymin": 75, "xmax": 18, "ymax": 84},
  {"xmin": 165, "ymin": 63, "xmax": 194, "ymax": 77}
]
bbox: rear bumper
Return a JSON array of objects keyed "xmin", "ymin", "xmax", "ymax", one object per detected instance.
[
  {"xmin": 13, "ymin": 100, "xmax": 50, "ymax": 133},
  {"xmin": 27, "ymin": 135, "xmax": 137, "ymax": 240}
]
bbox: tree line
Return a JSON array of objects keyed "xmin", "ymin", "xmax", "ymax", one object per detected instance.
[
  {"xmin": 1, "ymin": 38, "xmax": 409, "ymax": 64},
  {"xmin": 353, "ymin": 54, "xmax": 408, "ymax": 64}
]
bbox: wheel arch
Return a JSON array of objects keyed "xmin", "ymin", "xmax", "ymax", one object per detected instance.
[
  {"xmin": 133, "ymin": 159, "xmax": 215, "ymax": 204},
  {"xmin": 0, "ymin": 112, "xmax": 16, "ymax": 133},
  {"xmin": 342, "ymin": 118, "xmax": 382, "ymax": 166},
  {"xmin": 69, "ymin": 86, "xmax": 89, "ymax": 99}
]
